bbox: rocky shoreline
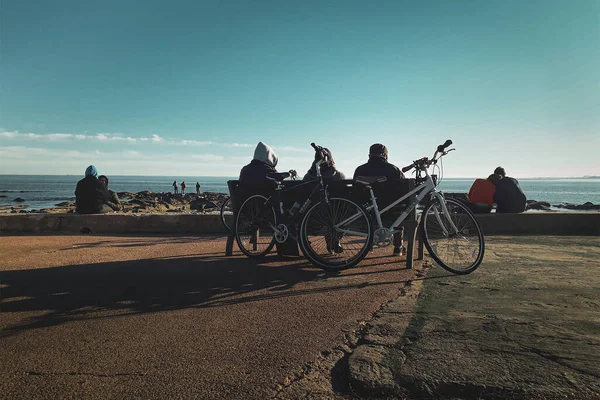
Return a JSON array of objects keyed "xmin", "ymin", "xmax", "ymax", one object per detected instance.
[
  {"xmin": 0, "ymin": 191, "xmax": 229, "ymax": 214},
  {"xmin": 0, "ymin": 191, "xmax": 598, "ymax": 214}
]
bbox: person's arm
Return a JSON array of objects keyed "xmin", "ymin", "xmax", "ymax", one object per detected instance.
[{"xmin": 106, "ymin": 190, "xmax": 122, "ymax": 211}]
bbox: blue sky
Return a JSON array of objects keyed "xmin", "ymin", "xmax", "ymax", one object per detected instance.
[{"xmin": 1, "ymin": 0, "xmax": 598, "ymax": 178}]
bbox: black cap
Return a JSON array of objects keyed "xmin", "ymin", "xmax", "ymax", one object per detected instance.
[{"xmin": 369, "ymin": 143, "xmax": 388, "ymax": 157}]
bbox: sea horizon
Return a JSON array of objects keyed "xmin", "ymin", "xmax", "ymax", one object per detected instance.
[{"xmin": 1, "ymin": 174, "xmax": 599, "ymax": 211}]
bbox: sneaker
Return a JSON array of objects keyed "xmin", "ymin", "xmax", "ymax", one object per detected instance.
[{"xmin": 393, "ymin": 245, "xmax": 404, "ymax": 256}]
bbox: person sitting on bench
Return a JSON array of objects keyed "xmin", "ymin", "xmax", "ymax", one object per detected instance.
[
  {"xmin": 467, "ymin": 173, "xmax": 500, "ymax": 214},
  {"xmin": 354, "ymin": 143, "xmax": 406, "ymax": 256},
  {"xmin": 239, "ymin": 142, "xmax": 279, "ymax": 185}
]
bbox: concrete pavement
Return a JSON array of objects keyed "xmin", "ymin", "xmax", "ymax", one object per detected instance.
[{"xmin": 0, "ymin": 234, "xmax": 418, "ymax": 399}]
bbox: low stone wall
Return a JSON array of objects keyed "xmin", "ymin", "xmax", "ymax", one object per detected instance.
[
  {"xmin": 0, "ymin": 213, "xmax": 228, "ymax": 234},
  {"xmin": 0, "ymin": 212, "xmax": 598, "ymax": 235}
]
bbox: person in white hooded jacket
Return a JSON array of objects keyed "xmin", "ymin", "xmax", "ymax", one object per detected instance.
[{"xmin": 239, "ymin": 142, "xmax": 279, "ymax": 185}]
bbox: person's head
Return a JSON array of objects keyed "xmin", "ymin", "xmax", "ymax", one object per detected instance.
[
  {"xmin": 85, "ymin": 165, "xmax": 98, "ymax": 177},
  {"xmin": 314, "ymin": 147, "xmax": 335, "ymax": 168},
  {"xmin": 98, "ymin": 175, "xmax": 109, "ymax": 187},
  {"xmin": 369, "ymin": 143, "xmax": 388, "ymax": 160},
  {"xmin": 253, "ymin": 142, "xmax": 278, "ymax": 168},
  {"xmin": 487, "ymin": 173, "xmax": 501, "ymax": 185},
  {"xmin": 494, "ymin": 166, "xmax": 506, "ymax": 178}
]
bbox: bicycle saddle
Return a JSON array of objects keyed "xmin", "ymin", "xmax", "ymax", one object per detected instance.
[
  {"xmin": 266, "ymin": 172, "xmax": 291, "ymax": 182},
  {"xmin": 354, "ymin": 176, "xmax": 388, "ymax": 185}
]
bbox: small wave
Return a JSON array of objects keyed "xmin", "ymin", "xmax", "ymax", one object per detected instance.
[{"xmin": 0, "ymin": 190, "xmax": 45, "ymax": 193}]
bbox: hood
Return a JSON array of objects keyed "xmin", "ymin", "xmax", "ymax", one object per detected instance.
[{"xmin": 253, "ymin": 142, "xmax": 278, "ymax": 168}]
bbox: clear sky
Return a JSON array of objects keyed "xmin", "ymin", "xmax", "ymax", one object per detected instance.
[{"xmin": 1, "ymin": 0, "xmax": 598, "ymax": 178}]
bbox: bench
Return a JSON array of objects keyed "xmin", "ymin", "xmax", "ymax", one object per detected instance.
[{"xmin": 225, "ymin": 178, "xmax": 424, "ymax": 268}]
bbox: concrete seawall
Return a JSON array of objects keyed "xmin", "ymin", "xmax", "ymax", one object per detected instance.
[{"xmin": 0, "ymin": 212, "xmax": 598, "ymax": 235}]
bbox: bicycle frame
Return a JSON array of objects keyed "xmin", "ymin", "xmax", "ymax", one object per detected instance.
[{"xmin": 337, "ymin": 160, "xmax": 460, "ymax": 239}]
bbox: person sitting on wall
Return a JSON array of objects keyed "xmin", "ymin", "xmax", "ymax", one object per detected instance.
[
  {"xmin": 98, "ymin": 175, "xmax": 122, "ymax": 211},
  {"xmin": 467, "ymin": 173, "xmax": 501, "ymax": 214},
  {"xmin": 493, "ymin": 166, "xmax": 527, "ymax": 213},
  {"xmin": 75, "ymin": 165, "xmax": 113, "ymax": 214},
  {"xmin": 303, "ymin": 146, "xmax": 346, "ymax": 181}
]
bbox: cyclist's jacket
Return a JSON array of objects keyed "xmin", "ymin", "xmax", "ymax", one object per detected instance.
[
  {"xmin": 468, "ymin": 178, "xmax": 495, "ymax": 205},
  {"xmin": 494, "ymin": 177, "xmax": 527, "ymax": 213},
  {"xmin": 239, "ymin": 141, "xmax": 278, "ymax": 185},
  {"xmin": 75, "ymin": 175, "xmax": 111, "ymax": 214},
  {"xmin": 353, "ymin": 156, "xmax": 405, "ymax": 180}
]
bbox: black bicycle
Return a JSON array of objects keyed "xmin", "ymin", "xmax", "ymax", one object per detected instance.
[{"xmin": 234, "ymin": 143, "xmax": 374, "ymax": 270}]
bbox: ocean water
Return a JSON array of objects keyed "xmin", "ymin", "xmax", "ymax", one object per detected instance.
[{"xmin": 0, "ymin": 175, "xmax": 598, "ymax": 211}]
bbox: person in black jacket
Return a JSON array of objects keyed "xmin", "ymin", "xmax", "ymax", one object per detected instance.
[
  {"xmin": 75, "ymin": 165, "xmax": 113, "ymax": 214},
  {"xmin": 353, "ymin": 143, "xmax": 405, "ymax": 180},
  {"xmin": 239, "ymin": 142, "xmax": 279, "ymax": 185},
  {"xmin": 493, "ymin": 166, "xmax": 527, "ymax": 213},
  {"xmin": 354, "ymin": 144, "xmax": 406, "ymax": 256}
]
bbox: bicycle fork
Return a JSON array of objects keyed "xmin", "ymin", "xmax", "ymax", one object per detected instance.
[{"xmin": 429, "ymin": 192, "xmax": 461, "ymax": 237}]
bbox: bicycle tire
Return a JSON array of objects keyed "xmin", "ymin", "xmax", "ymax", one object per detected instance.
[
  {"xmin": 299, "ymin": 197, "xmax": 373, "ymax": 271},
  {"xmin": 220, "ymin": 197, "xmax": 232, "ymax": 232},
  {"xmin": 422, "ymin": 197, "xmax": 484, "ymax": 274},
  {"xmin": 235, "ymin": 195, "xmax": 276, "ymax": 257}
]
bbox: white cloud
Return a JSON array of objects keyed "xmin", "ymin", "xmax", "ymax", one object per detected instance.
[
  {"xmin": 224, "ymin": 143, "xmax": 254, "ymax": 148},
  {"xmin": 190, "ymin": 154, "xmax": 225, "ymax": 161},
  {"xmin": 151, "ymin": 134, "xmax": 163, "ymax": 142},
  {"xmin": 75, "ymin": 134, "xmax": 87, "ymax": 140},
  {"xmin": 96, "ymin": 133, "xmax": 109, "ymax": 141},
  {"xmin": 0, "ymin": 130, "xmax": 19, "ymax": 138},
  {"xmin": 47, "ymin": 133, "xmax": 74, "ymax": 140},
  {"xmin": 179, "ymin": 139, "xmax": 213, "ymax": 146}
]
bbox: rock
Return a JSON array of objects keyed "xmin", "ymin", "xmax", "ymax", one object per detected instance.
[
  {"xmin": 526, "ymin": 201, "xmax": 551, "ymax": 211},
  {"xmin": 13, "ymin": 197, "xmax": 25, "ymax": 202},
  {"xmin": 190, "ymin": 198, "xmax": 218, "ymax": 211}
]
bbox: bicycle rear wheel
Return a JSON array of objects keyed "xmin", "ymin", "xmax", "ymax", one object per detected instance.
[
  {"xmin": 299, "ymin": 197, "xmax": 373, "ymax": 270},
  {"xmin": 422, "ymin": 197, "xmax": 484, "ymax": 274},
  {"xmin": 235, "ymin": 195, "xmax": 276, "ymax": 257},
  {"xmin": 220, "ymin": 197, "xmax": 233, "ymax": 232}
]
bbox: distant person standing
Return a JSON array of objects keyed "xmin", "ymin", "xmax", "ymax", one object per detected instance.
[
  {"xmin": 173, "ymin": 180, "xmax": 178, "ymax": 194},
  {"xmin": 75, "ymin": 165, "xmax": 112, "ymax": 214},
  {"xmin": 196, "ymin": 182, "xmax": 201, "ymax": 195},
  {"xmin": 181, "ymin": 181, "xmax": 186, "ymax": 195},
  {"xmin": 493, "ymin": 166, "xmax": 527, "ymax": 213}
]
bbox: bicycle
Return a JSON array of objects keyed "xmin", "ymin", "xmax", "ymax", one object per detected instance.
[
  {"xmin": 309, "ymin": 140, "xmax": 485, "ymax": 274},
  {"xmin": 234, "ymin": 143, "xmax": 374, "ymax": 270},
  {"xmin": 220, "ymin": 196, "xmax": 232, "ymax": 232}
]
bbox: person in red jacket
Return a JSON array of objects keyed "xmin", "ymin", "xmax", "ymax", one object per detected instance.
[{"xmin": 467, "ymin": 174, "xmax": 501, "ymax": 213}]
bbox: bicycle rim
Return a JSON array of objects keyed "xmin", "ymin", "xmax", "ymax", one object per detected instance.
[
  {"xmin": 220, "ymin": 197, "xmax": 233, "ymax": 232},
  {"xmin": 235, "ymin": 195, "xmax": 276, "ymax": 257},
  {"xmin": 422, "ymin": 197, "xmax": 484, "ymax": 274},
  {"xmin": 300, "ymin": 197, "xmax": 373, "ymax": 270}
]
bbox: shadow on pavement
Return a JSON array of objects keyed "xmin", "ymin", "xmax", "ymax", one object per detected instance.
[{"xmin": 0, "ymin": 252, "xmax": 416, "ymax": 337}]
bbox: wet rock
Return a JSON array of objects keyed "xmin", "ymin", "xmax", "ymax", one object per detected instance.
[
  {"xmin": 526, "ymin": 201, "xmax": 551, "ymax": 211},
  {"xmin": 13, "ymin": 197, "xmax": 25, "ymax": 202}
]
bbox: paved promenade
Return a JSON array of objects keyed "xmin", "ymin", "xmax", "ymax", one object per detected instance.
[
  {"xmin": 0, "ymin": 234, "xmax": 418, "ymax": 399},
  {"xmin": 1, "ymin": 234, "xmax": 599, "ymax": 399}
]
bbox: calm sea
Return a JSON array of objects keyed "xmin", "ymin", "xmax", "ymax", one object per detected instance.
[{"xmin": 0, "ymin": 175, "xmax": 598, "ymax": 211}]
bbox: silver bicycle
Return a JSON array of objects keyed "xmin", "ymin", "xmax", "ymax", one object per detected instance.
[{"xmin": 316, "ymin": 140, "xmax": 485, "ymax": 274}]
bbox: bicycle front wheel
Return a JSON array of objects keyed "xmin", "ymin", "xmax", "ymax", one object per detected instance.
[
  {"xmin": 220, "ymin": 196, "xmax": 233, "ymax": 232},
  {"xmin": 299, "ymin": 197, "xmax": 373, "ymax": 271},
  {"xmin": 422, "ymin": 197, "xmax": 484, "ymax": 274},
  {"xmin": 235, "ymin": 195, "xmax": 276, "ymax": 257}
]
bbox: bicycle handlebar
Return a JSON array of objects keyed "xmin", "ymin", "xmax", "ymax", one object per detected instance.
[{"xmin": 402, "ymin": 139, "xmax": 453, "ymax": 173}]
